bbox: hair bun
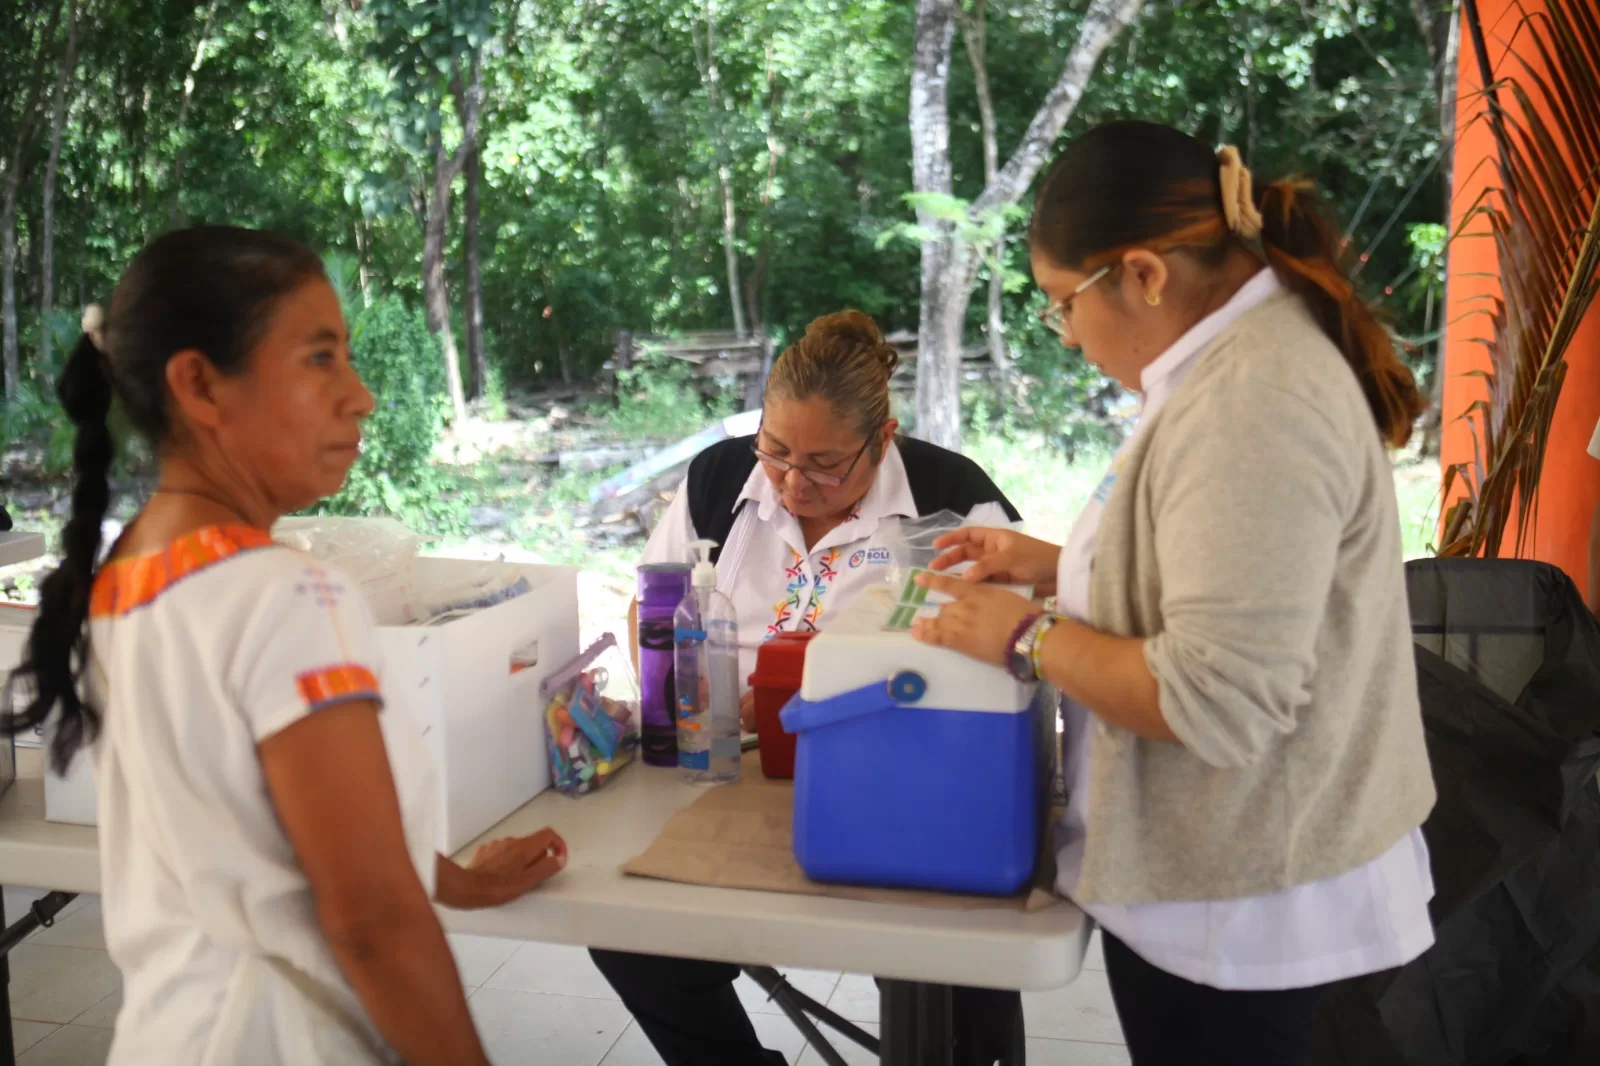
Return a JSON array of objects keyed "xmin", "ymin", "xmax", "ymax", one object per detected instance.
[
  {"xmin": 803, "ymin": 309, "xmax": 898, "ymax": 377},
  {"xmin": 804, "ymin": 309, "xmax": 882, "ymax": 347},
  {"xmin": 875, "ymin": 344, "xmax": 900, "ymax": 377}
]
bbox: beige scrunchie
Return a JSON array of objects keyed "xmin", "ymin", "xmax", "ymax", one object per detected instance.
[
  {"xmin": 81, "ymin": 303, "xmax": 107, "ymax": 352},
  {"xmin": 1216, "ymin": 145, "xmax": 1264, "ymax": 241}
]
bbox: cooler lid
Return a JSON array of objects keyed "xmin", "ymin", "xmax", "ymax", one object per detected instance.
[{"xmin": 801, "ymin": 581, "xmax": 1035, "ymax": 713}]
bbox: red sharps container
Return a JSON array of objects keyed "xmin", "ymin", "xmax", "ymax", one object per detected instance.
[{"xmin": 748, "ymin": 630, "xmax": 818, "ymax": 778}]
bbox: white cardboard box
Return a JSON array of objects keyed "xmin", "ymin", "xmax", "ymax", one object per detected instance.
[
  {"xmin": 40, "ymin": 559, "xmax": 579, "ymax": 855},
  {"xmin": 385, "ymin": 559, "xmax": 577, "ymax": 853},
  {"xmin": 0, "ymin": 604, "xmax": 32, "ymax": 675}
]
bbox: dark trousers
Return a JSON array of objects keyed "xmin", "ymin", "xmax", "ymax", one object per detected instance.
[
  {"xmin": 1102, "ymin": 932, "xmax": 1328, "ymax": 1066},
  {"xmin": 591, "ymin": 948, "xmax": 1022, "ymax": 1065}
]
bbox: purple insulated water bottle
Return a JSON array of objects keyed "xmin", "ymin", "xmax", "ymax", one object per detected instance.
[{"xmin": 638, "ymin": 563, "xmax": 692, "ymax": 766}]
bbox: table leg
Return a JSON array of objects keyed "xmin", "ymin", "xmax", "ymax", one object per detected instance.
[
  {"xmin": 878, "ymin": 979, "xmax": 954, "ymax": 1066},
  {"xmin": 0, "ymin": 887, "xmax": 78, "ymax": 1066},
  {"xmin": 0, "ymin": 888, "xmax": 10, "ymax": 1066}
]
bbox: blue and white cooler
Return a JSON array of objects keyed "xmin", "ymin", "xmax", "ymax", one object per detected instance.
[{"xmin": 779, "ymin": 582, "xmax": 1053, "ymax": 896}]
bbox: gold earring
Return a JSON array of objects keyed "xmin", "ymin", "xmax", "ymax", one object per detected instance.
[{"xmin": 1145, "ymin": 290, "xmax": 1162, "ymax": 307}]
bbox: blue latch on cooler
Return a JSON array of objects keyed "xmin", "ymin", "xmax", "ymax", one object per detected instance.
[{"xmin": 779, "ymin": 670, "xmax": 928, "ymax": 734}]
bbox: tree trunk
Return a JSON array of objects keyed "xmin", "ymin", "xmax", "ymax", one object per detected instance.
[
  {"xmin": 1244, "ymin": 47, "xmax": 1257, "ymax": 164},
  {"xmin": 911, "ymin": 0, "xmax": 958, "ymax": 445},
  {"xmin": 1420, "ymin": 280, "xmax": 1444, "ymax": 456},
  {"xmin": 39, "ymin": 0, "xmax": 80, "ymax": 371},
  {"xmin": 743, "ymin": 42, "xmax": 782, "ymax": 336},
  {"xmin": 543, "ymin": 271, "xmax": 573, "ymax": 387},
  {"xmin": 419, "ymin": 50, "xmax": 484, "ymax": 426},
  {"xmin": 613, "ymin": 329, "xmax": 633, "ymax": 403},
  {"xmin": 718, "ymin": 165, "xmax": 746, "ymax": 338},
  {"xmin": 912, "ymin": 0, "xmax": 1145, "ymax": 449},
  {"xmin": 1424, "ymin": 5, "xmax": 1460, "ymax": 456},
  {"xmin": 1, "ymin": 0, "xmax": 65, "ymax": 398},
  {"xmin": 423, "ymin": 137, "xmax": 468, "ymax": 424},
  {"xmin": 697, "ymin": 0, "xmax": 747, "ymax": 337},
  {"xmin": 959, "ymin": 0, "xmax": 1010, "ymax": 393},
  {"xmin": 463, "ymin": 139, "xmax": 486, "ymax": 403},
  {"xmin": 353, "ymin": 217, "xmax": 373, "ymax": 306},
  {"xmin": 2, "ymin": 220, "xmax": 17, "ymax": 399},
  {"xmin": 167, "ymin": 0, "xmax": 221, "ymax": 229},
  {"xmin": 1410, "ymin": 0, "xmax": 1455, "ymax": 68},
  {"xmin": 1436, "ymin": 6, "xmax": 1461, "ymax": 226},
  {"xmin": 556, "ymin": 337, "xmax": 574, "ymax": 388}
]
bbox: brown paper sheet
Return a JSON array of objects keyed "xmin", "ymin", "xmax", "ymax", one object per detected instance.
[{"xmin": 622, "ymin": 752, "xmax": 1063, "ymax": 913}]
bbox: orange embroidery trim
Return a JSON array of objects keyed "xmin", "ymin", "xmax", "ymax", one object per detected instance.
[
  {"xmin": 295, "ymin": 664, "xmax": 381, "ymax": 710},
  {"xmin": 90, "ymin": 525, "xmax": 278, "ymax": 619}
]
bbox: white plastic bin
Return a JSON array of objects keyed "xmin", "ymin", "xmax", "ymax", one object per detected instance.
[
  {"xmin": 41, "ymin": 559, "xmax": 579, "ymax": 855},
  {"xmin": 383, "ymin": 559, "xmax": 578, "ymax": 853}
]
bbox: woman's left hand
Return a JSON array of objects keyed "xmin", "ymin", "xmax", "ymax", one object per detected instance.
[{"xmin": 910, "ymin": 571, "xmax": 1039, "ymax": 667}]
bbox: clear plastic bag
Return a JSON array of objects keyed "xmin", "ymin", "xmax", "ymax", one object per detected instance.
[
  {"xmin": 875, "ymin": 507, "xmax": 1034, "ymax": 631},
  {"xmin": 877, "ymin": 506, "xmax": 1026, "ymax": 589},
  {"xmin": 413, "ymin": 562, "xmax": 531, "ymax": 626},
  {"xmin": 540, "ymin": 633, "xmax": 641, "ymax": 796},
  {"xmin": 272, "ymin": 516, "xmax": 421, "ymax": 625},
  {"xmin": 877, "ymin": 508, "xmax": 970, "ymax": 584}
]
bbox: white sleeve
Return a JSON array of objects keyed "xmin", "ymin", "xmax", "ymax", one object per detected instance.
[
  {"xmin": 1589, "ymin": 414, "xmax": 1600, "ymax": 461},
  {"xmin": 641, "ymin": 482, "xmax": 694, "ymax": 567},
  {"xmin": 964, "ymin": 500, "xmax": 1015, "ymax": 529},
  {"xmin": 225, "ymin": 554, "xmax": 386, "ymax": 743}
]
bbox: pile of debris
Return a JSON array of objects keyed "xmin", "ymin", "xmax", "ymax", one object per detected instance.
[{"xmin": 584, "ymin": 410, "xmax": 762, "ymax": 535}]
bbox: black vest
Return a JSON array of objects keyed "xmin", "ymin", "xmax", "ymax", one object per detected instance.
[{"xmin": 684, "ymin": 435, "xmax": 1021, "ymax": 563}]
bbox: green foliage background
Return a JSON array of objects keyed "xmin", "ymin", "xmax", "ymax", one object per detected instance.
[{"xmin": 1, "ymin": 0, "xmax": 1452, "ymax": 506}]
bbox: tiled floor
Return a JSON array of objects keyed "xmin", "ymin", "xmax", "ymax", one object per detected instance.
[{"xmin": 3, "ymin": 890, "xmax": 1127, "ymax": 1064}]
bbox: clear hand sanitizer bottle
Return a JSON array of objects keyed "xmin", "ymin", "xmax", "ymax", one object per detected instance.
[{"xmin": 674, "ymin": 539, "xmax": 742, "ymax": 784}]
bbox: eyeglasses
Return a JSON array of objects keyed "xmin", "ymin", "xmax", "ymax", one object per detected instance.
[
  {"xmin": 1038, "ymin": 265, "xmax": 1112, "ymax": 344},
  {"xmin": 752, "ymin": 432, "xmax": 873, "ymax": 488}
]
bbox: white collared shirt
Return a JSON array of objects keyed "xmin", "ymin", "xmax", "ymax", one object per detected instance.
[
  {"xmin": 1054, "ymin": 268, "xmax": 1436, "ymax": 990},
  {"xmin": 642, "ymin": 442, "xmax": 1010, "ymax": 686}
]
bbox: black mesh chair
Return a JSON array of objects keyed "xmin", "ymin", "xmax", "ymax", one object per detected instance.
[{"xmin": 1312, "ymin": 558, "xmax": 1600, "ymax": 1066}]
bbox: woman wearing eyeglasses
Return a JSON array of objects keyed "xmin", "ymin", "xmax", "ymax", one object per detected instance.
[
  {"xmin": 594, "ymin": 309, "xmax": 1023, "ymax": 1066},
  {"xmin": 911, "ymin": 120, "xmax": 1437, "ymax": 1065}
]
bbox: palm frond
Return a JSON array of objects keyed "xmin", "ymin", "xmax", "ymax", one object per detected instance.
[{"xmin": 1438, "ymin": 0, "xmax": 1600, "ymax": 559}]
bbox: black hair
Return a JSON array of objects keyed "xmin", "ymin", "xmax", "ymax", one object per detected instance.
[
  {"xmin": 1030, "ymin": 120, "xmax": 1423, "ymax": 447},
  {"xmin": 1, "ymin": 226, "xmax": 327, "ymax": 772}
]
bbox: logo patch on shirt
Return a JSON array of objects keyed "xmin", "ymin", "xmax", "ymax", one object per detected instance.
[{"xmin": 849, "ymin": 548, "xmax": 892, "ymax": 568}]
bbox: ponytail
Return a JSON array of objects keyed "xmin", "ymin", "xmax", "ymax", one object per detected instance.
[
  {"xmin": 1256, "ymin": 181, "xmax": 1424, "ymax": 449},
  {"xmin": 1033, "ymin": 121, "xmax": 1425, "ymax": 449},
  {"xmin": 1, "ymin": 334, "xmax": 115, "ymax": 772}
]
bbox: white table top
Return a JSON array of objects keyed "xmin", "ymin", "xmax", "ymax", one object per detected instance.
[{"xmin": 0, "ymin": 750, "xmax": 1089, "ymax": 992}]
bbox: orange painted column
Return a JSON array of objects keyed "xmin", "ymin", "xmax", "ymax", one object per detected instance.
[{"xmin": 1440, "ymin": 0, "xmax": 1600, "ymax": 593}]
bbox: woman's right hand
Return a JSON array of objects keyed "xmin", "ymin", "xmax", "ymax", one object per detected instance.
[
  {"xmin": 465, "ymin": 829, "xmax": 569, "ymax": 905},
  {"xmin": 928, "ymin": 527, "xmax": 1062, "ymax": 587}
]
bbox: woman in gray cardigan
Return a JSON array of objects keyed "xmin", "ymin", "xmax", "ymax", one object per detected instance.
[{"xmin": 915, "ymin": 120, "xmax": 1436, "ymax": 1065}]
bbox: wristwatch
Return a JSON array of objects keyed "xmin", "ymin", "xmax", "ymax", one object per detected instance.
[{"xmin": 1007, "ymin": 612, "xmax": 1060, "ymax": 683}]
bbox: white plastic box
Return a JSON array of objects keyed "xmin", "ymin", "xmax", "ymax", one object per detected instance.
[
  {"xmin": 384, "ymin": 559, "xmax": 578, "ymax": 853},
  {"xmin": 0, "ymin": 604, "xmax": 31, "ymax": 796},
  {"xmin": 40, "ymin": 559, "xmax": 579, "ymax": 856},
  {"xmin": 0, "ymin": 604, "xmax": 31, "ymax": 675}
]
